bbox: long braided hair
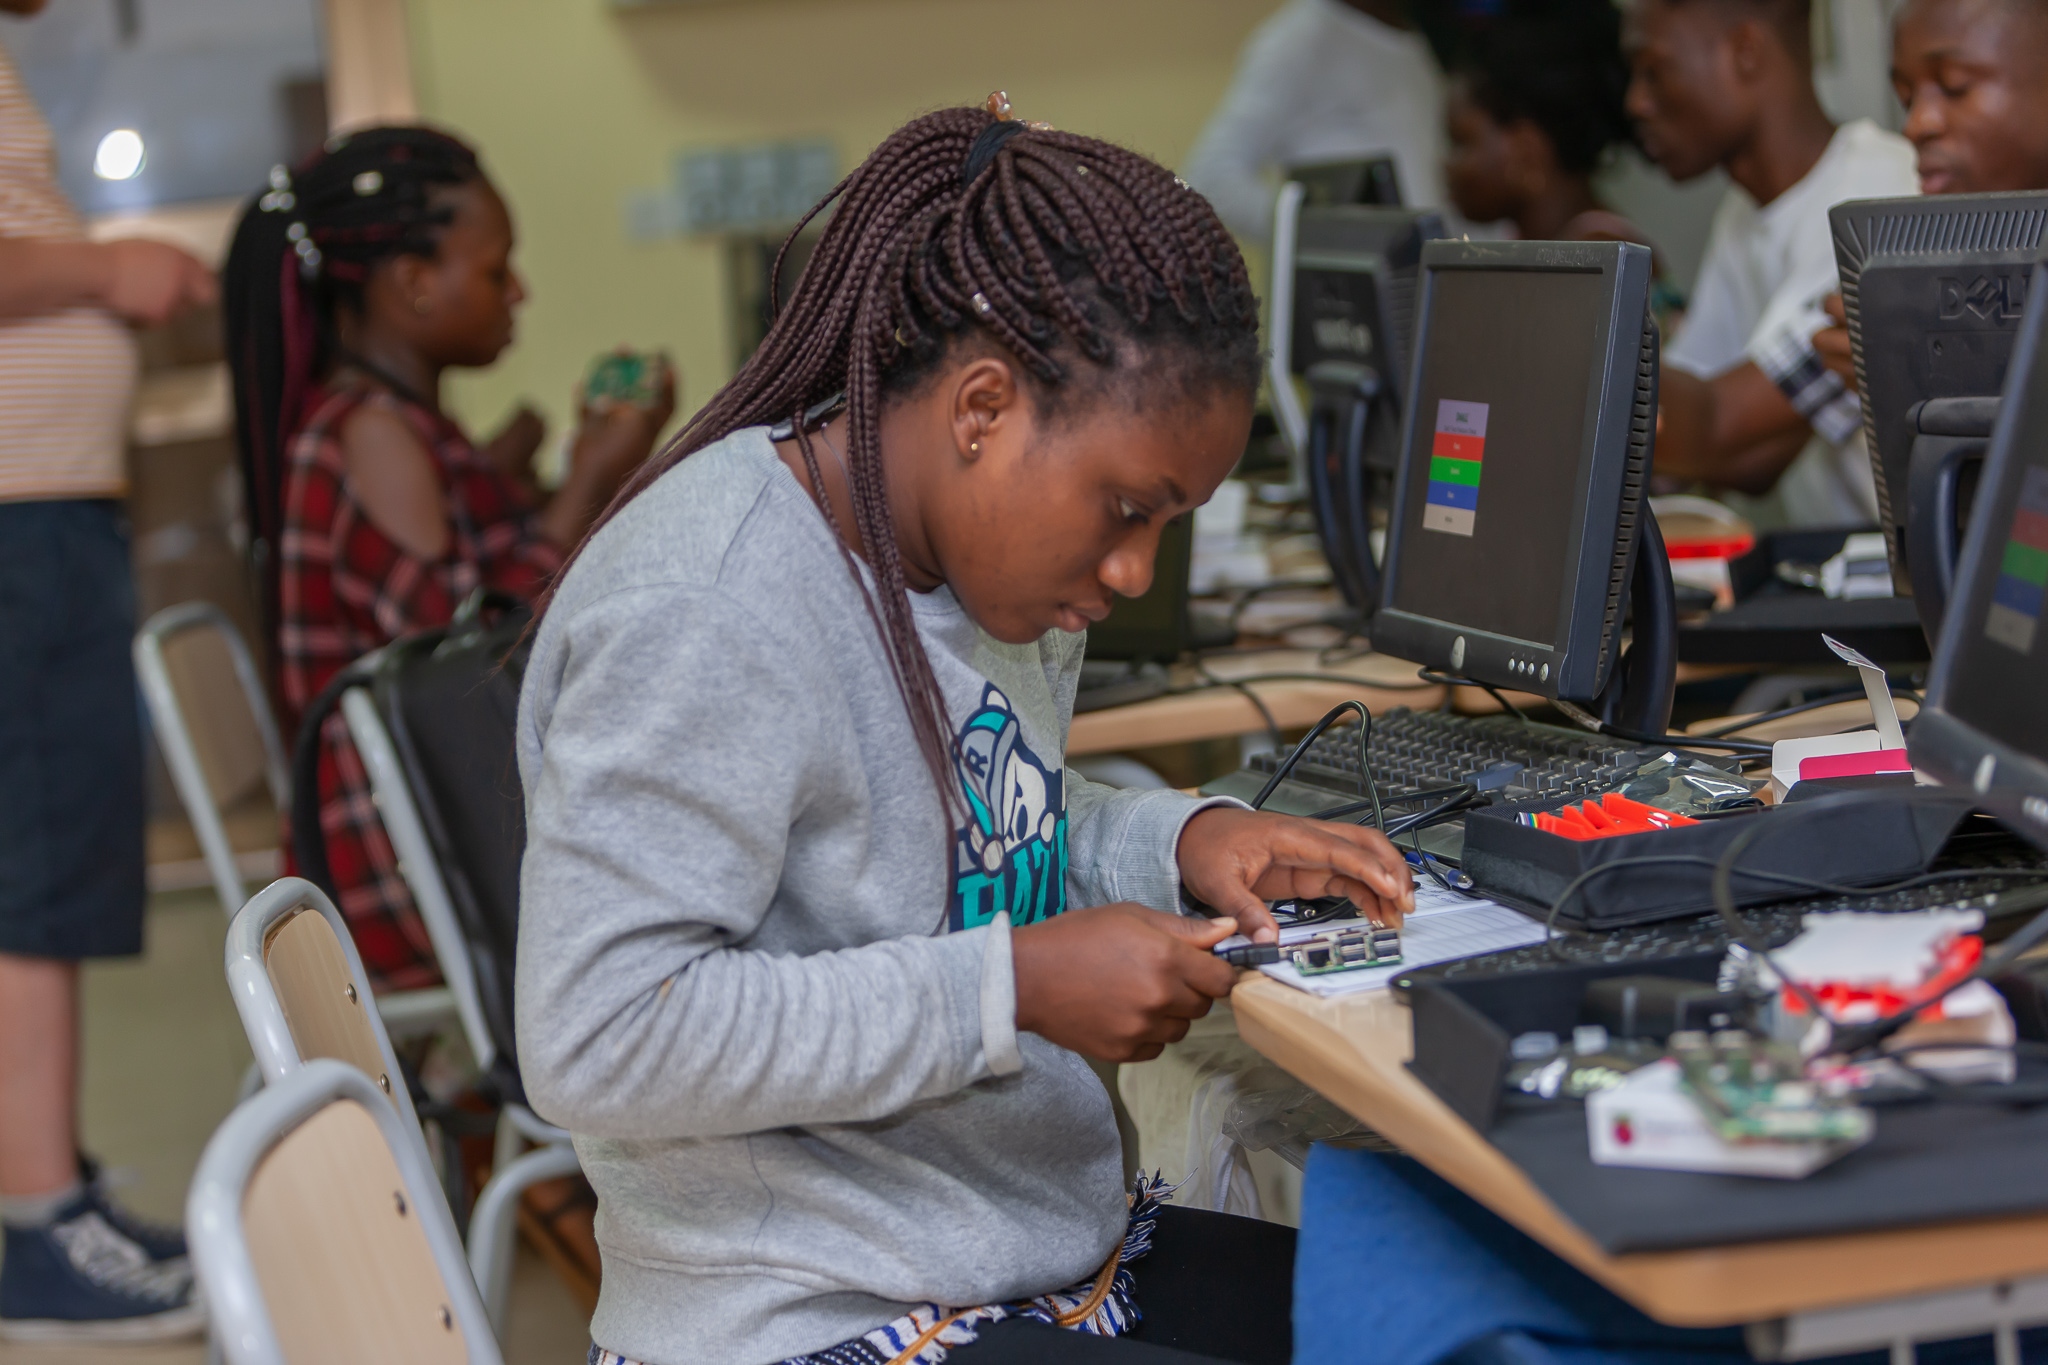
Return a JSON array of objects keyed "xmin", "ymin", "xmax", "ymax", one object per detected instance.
[
  {"xmin": 222, "ymin": 126, "xmax": 485, "ymax": 637},
  {"xmin": 564, "ymin": 98, "xmax": 1262, "ymax": 807}
]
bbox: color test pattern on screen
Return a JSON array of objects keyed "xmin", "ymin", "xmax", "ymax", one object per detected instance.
[
  {"xmin": 1387, "ymin": 269, "xmax": 1603, "ymax": 648},
  {"xmin": 1423, "ymin": 400, "xmax": 1487, "ymax": 537},
  {"xmin": 1987, "ymin": 466, "xmax": 2048, "ymax": 656}
]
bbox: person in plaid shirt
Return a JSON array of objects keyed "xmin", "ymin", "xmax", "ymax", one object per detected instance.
[{"xmin": 224, "ymin": 127, "xmax": 671, "ymax": 987}]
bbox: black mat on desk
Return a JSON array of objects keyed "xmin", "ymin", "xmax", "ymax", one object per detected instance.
[
  {"xmin": 1676, "ymin": 592, "xmax": 1929, "ymax": 666},
  {"xmin": 1485, "ymin": 1070, "xmax": 2048, "ymax": 1253}
]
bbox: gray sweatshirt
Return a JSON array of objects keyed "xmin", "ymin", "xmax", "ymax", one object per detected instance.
[{"xmin": 515, "ymin": 427, "xmax": 1224, "ymax": 1365}]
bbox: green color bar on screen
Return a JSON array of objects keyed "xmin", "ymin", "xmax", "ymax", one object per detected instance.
[
  {"xmin": 1429, "ymin": 455, "xmax": 1483, "ymax": 487},
  {"xmin": 2004, "ymin": 538, "xmax": 2048, "ymax": 586}
]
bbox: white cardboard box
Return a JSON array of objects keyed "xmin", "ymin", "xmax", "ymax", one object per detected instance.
[{"xmin": 1586, "ymin": 1060, "xmax": 1868, "ymax": 1179}]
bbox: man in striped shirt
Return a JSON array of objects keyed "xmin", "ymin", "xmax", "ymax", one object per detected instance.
[{"xmin": 0, "ymin": 0, "xmax": 214, "ymax": 1341}]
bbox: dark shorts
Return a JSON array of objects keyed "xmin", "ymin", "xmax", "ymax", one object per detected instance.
[{"xmin": 0, "ymin": 499, "xmax": 146, "ymax": 959}]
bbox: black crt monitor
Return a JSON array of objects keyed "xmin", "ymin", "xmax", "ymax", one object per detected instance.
[
  {"xmin": 1832, "ymin": 192, "xmax": 2048, "ymax": 639},
  {"xmin": 1285, "ymin": 155, "xmax": 1404, "ymax": 209},
  {"xmin": 1373, "ymin": 239, "xmax": 1673, "ymax": 730},
  {"xmin": 1912, "ymin": 258, "xmax": 2048, "ymax": 851},
  {"xmin": 1289, "ymin": 205, "xmax": 1448, "ymax": 616},
  {"xmin": 1080, "ymin": 513, "xmax": 1193, "ymax": 664}
]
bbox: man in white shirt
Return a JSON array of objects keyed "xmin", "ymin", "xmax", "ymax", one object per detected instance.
[
  {"xmin": 1183, "ymin": 0, "xmax": 1449, "ymax": 243},
  {"xmin": 1627, "ymin": 0, "xmax": 1918, "ymax": 526}
]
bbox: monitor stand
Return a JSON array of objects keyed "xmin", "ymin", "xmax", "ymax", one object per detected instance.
[
  {"xmin": 1304, "ymin": 360, "xmax": 1388, "ymax": 627},
  {"xmin": 1591, "ymin": 512, "xmax": 1678, "ymax": 737},
  {"xmin": 1904, "ymin": 395, "xmax": 1998, "ymax": 643}
]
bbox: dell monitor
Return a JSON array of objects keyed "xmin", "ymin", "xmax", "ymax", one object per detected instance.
[
  {"xmin": 1831, "ymin": 191, "xmax": 2048, "ymax": 639},
  {"xmin": 1372, "ymin": 238, "xmax": 1673, "ymax": 732},
  {"xmin": 1275, "ymin": 204, "xmax": 1447, "ymax": 616},
  {"xmin": 1911, "ymin": 258, "xmax": 2048, "ymax": 850},
  {"xmin": 1286, "ymin": 155, "xmax": 1404, "ymax": 210}
]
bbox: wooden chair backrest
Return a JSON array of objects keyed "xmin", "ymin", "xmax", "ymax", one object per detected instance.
[
  {"xmin": 263, "ymin": 908, "xmax": 396, "ymax": 1107},
  {"xmin": 242, "ymin": 1098, "xmax": 468, "ymax": 1365},
  {"xmin": 161, "ymin": 624, "xmax": 269, "ymax": 809}
]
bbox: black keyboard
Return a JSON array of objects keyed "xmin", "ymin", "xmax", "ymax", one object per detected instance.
[
  {"xmin": 1397, "ymin": 841, "xmax": 2048, "ymax": 990},
  {"xmin": 1243, "ymin": 707, "xmax": 1680, "ymax": 806}
]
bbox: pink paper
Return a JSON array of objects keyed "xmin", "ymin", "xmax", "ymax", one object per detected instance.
[{"xmin": 1799, "ymin": 748, "xmax": 1911, "ymax": 780}]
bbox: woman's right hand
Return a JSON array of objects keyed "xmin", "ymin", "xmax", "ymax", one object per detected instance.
[
  {"xmin": 567, "ymin": 355, "xmax": 678, "ymax": 492},
  {"xmin": 1012, "ymin": 904, "xmax": 1241, "ymax": 1062}
]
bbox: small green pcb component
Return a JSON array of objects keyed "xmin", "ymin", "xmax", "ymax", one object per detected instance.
[
  {"xmin": 1671, "ymin": 1029, "xmax": 1873, "ymax": 1143},
  {"xmin": 584, "ymin": 351, "xmax": 666, "ymax": 410},
  {"xmin": 1286, "ymin": 926, "xmax": 1403, "ymax": 975}
]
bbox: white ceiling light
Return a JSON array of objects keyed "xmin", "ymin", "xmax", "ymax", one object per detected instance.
[{"xmin": 94, "ymin": 129, "xmax": 145, "ymax": 181}]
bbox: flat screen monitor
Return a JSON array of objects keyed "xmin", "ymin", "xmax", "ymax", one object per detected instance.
[
  {"xmin": 1372, "ymin": 239, "xmax": 1657, "ymax": 708},
  {"xmin": 1286, "ymin": 156, "xmax": 1404, "ymax": 209},
  {"xmin": 1287, "ymin": 206, "xmax": 1447, "ymax": 612},
  {"xmin": 1911, "ymin": 258, "xmax": 2048, "ymax": 851},
  {"xmin": 1831, "ymin": 192, "xmax": 2048, "ymax": 611}
]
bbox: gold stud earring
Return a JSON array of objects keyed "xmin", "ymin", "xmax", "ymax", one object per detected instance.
[
  {"xmin": 413, "ymin": 296, "xmax": 432, "ymax": 315},
  {"xmin": 969, "ymin": 440, "xmax": 981, "ymax": 455}
]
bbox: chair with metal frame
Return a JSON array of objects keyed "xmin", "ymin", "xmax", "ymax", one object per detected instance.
[
  {"xmin": 228, "ymin": 875, "xmax": 578, "ymax": 1336},
  {"xmin": 187, "ymin": 1057, "xmax": 503, "ymax": 1365},
  {"xmin": 336, "ymin": 682, "xmax": 584, "ymax": 1330},
  {"xmin": 135, "ymin": 603, "xmax": 454, "ymax": 1037}
]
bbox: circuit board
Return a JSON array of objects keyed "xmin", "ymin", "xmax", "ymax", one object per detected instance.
[
  {"xmin": 1670, "ymin": 1029, "xmax": 1873, "ymax": 1143},
  {"xmin": 1287, "ymin": 926, "xmax": 1403, "ymax": 975}
]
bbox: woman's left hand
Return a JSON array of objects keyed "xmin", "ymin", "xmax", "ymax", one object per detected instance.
[{"xmin": 1176, "ymin": 806, "xmax": 1414, "ymax": 944}]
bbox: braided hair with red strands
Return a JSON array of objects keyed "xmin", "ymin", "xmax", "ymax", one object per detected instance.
[
  {"xmin": 222, "ymin": 126, "xmax": 486, "ymax": 639},
  {"xmin": 563, "ymin": 97, "xmax": 1263, "ymax": 808}
]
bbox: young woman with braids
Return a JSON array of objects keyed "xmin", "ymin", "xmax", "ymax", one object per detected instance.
[
  {"xmin": 517, "ymin": 98, "xmax": 1412, "ymax": 1365},
  {"xmin": 223, "ymin": 127, "xmax": 671, "ymax": 988}
]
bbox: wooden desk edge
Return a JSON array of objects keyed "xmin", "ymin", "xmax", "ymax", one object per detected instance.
[
  {"xmin": 1231, "ymin": 974, "xmax": 2048, "ymax": 1328},
  {"xmin": 1068, "ymin": 682, "xmax": 1445, "ymax": 756}
]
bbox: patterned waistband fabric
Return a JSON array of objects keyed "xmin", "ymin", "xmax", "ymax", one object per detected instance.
[{"xmin": 589, "ymin": 1173, "xmax": 1175, "ymax": 1365}]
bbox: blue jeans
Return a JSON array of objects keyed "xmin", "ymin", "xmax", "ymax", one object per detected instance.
[
  {"xmin": 1295, "ymin": 1146, "xmax": 2047, "ymax": 1365},
  {"xmin": 0, "ymin": 499, "xmax": 145, "ymax": 959}
]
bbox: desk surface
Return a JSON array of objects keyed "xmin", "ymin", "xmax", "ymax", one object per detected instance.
[{"xmin": 1230, "ymin": 974, "xmax": 2048, "ymax": 1328}]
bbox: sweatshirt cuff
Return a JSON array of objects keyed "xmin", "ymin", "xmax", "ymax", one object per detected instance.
[
  {"xmin": 977, "ymin": 915, "xmax": 1022, "ymax": 1077},
  {"xmin": 1109, "ymin": 790, "xmax": 1250, "ymax": 914}
]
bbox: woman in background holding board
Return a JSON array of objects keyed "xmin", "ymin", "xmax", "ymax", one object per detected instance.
[{"xmin": 223, "ymin": 125, "xmax": 673, "ymax": 990}]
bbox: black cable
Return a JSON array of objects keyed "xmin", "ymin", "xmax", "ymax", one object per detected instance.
[
  {"xmin": 1709, "ymin": 819, "xmax": 1837, "ymax": 1021},
  {"xmin": 1416, "ymin": 669, "xmax": 1529, "ymax": 723},
  {"xmin": 1310, "ymin": 783, "xmax": 1473, "ymax": 822},
  {"xmin": 1697, "ymin": 684, "xmax": 1924, "ymax": 738},
  {"xmin": 1384, "ymin": 790, "xmax": 1484, "ymax": 841},
  {"xmin": 1534, "ymin": 853, "xmax": 2048, "ymax": 962},
  {"xmin": 1184, "ymin": 670, "xmax": 1437, "ymax": 691},
  {"xmin": 1597, "ymin": 724, "xmax": 1776, "ymax": 757},
  {"xmin": 1249, "ymin": 702, "xmax": 1383, "ymax": 836},
  {"xmin": 1190, "ymin": 660, "xmax": 1284, "ymax": 752}
]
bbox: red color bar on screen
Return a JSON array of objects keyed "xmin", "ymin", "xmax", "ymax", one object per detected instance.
[{"xmin": 1431, "ymin": 431, "xmax": 1484, "ymax": 463}]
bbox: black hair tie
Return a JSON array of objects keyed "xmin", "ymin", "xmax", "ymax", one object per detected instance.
[{"xmin": 962, "ymin": 119, "xmax": 1028, "ymax": 187}]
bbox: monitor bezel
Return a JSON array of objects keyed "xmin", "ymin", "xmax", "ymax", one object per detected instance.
[
  {"xmin": 1831, "ymin": 190, "xmax": 2048, "ymax": 598},
  {"xmin": 1911, "ymin": 258, "xmax": 2048, "ymax": 851},
  {"xmin": 1371, "ymin": 238, "xmax": 1655, "ymax": 706}
]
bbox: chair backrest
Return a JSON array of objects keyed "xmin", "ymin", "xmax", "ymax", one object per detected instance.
[
  {"xmin": 135, "ymin": 602, "xmax": 289, "ymax": 915},
  {"xmin": 227, "ymin": 878, "xmax": 422, "ymax": 1135},
  {"xmin": 189, "ymin": 1059, "xmax": 500, "ymax": 1365}
]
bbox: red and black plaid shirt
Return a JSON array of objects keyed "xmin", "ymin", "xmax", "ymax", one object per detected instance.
[{"xmin": 278, "ymin": 382, "xmax": 563, "ymax": 991}]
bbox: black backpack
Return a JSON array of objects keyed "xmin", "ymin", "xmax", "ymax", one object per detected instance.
[{"xmin": 292, "ymin": 590, "xmax": 533, "ymax": 1103}]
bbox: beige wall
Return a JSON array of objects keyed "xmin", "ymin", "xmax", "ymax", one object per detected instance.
[{"xmin": 404, "ymin": 0, "xmax": 1284, "ymax": 441}]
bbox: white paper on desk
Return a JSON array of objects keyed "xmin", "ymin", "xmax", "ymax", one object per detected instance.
[{"xmin": 1218, "ymin": 883, "xmax": 1550, "ymax": 997}]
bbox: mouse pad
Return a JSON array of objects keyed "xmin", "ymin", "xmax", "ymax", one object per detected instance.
[{"xmin": 1484, "ymin": 1065, "xmax": 2048, "ymax": 1252}]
